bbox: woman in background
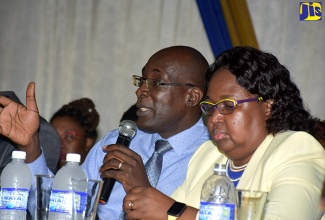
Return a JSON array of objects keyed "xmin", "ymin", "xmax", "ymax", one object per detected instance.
[{"xmin": 50, "ymin": 97, "xmax": 100, "ymax": 169}]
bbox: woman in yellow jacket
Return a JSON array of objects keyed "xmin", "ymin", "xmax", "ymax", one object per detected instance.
[{"xmin": 123, "ymin": 46, "xmax": 325, "ymax": 220}]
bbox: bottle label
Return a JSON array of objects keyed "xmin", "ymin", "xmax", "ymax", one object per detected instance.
[
  {"xmin": 199, "ymin": 201, "xmax": 235, "ymax": 220},
  {"xmin": 0, "ymin": 188, "xmax": 30, "ymax": 211},
  {"xmin": 49, "ymin": 190, "xmax": 87, "ymax": 214},
  {"xmin": 74, "ymin": 191, "xmax": 88, "ymax": 214}
]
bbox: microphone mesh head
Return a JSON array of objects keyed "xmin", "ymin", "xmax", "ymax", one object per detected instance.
[{"xmin": 118, "ymin": 120, "xmax": 137, "ymax": 139}]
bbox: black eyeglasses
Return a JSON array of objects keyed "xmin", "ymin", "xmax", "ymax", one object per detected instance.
[
  {"xmin": 132, "ymin": 75, "xmax": 195, "ymax": 91},
  {"xmin": 200, "ymin": 96, "xmax": 263, "ymax": 116}
]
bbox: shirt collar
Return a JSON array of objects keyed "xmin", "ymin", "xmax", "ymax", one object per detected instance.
[{"xmin": 156, "ymin": 118, "xmax": 208, "ymax": 155}]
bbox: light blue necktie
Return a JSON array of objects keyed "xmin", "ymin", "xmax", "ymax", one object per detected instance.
[
  {"xmin": 145, "ymin": 140, "xmax": 173, "ymax": 187},
  {"xmin": 118, "ymin": 140, "xmax": 172, "ymax": 219}
]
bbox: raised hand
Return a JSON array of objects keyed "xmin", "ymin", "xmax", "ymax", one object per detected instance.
[{"xmin": 0, "ymin": 82, "xmax": 40, "ymax": 148}]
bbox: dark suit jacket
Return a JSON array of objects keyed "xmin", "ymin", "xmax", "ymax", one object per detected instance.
[{"xmin": 0, "ymin": 91, "xmax": 60, "ymax": 174}]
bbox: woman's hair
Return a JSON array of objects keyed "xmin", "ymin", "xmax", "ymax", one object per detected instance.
[
  {"xmin": 50, "ymin": 98, "xmax": 100, "ymax": 140},
  {"xmin": 315, "ymin": 119, "xmax": 325, "ymax": 147},
  {"xmin": 206, "ymin": 46, "xmax": 321, "ymax": 137}
]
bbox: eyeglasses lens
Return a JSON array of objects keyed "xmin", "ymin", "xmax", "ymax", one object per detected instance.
[
  {"xmin": 201, "ymin": 100, "xmax": 235, "ymax": 115},
  {"xmin": 133, "ymin": 76, "xmax": 152, "ymax": 89},
  {"xmin": 133, "ymin": 76, "xmax": 141, "ymax": 87},
  {"xmin": 221, "ymin": 101, "xmax": 235, "ymax": 114},
  {"xmin": 201, "ymin": 103, "xmax": 213, "ymax": 116},
  {"xmin": 133, "ymin": 76, "xmax": 159, "ymax": 92}
]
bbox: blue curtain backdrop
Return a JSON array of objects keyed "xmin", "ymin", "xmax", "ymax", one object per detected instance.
[{"xmin": 196, "ymin": 0, "xmax": 233, "ymax": 57}]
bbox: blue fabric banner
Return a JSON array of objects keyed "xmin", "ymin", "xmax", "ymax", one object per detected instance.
[{"xmin": 196, "ymin": 0, "xmax": 233, "ymax": 57}]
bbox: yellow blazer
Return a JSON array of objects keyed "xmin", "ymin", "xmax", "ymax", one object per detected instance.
[{"xmin": 171, "ymin": 131, "xmax": 325, "ymax": 220}]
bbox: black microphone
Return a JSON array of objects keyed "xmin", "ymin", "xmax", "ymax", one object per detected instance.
[{"xmin": 99, "ymin": 120, "xmax": 137, "ymax": 204}]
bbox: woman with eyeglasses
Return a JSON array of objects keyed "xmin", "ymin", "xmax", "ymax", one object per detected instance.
[
  {"xmin": 50, "ymin": 98, "xmax": 100, "ymax": 170},
  {"xmin": 122, "ymin": 46, "xmax": 325, "ymax": 220}
]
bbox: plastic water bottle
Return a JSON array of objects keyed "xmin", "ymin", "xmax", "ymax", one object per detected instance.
[
  {"xmin": 48, "ymin": 153, "xmax": 87, "ymax": 220},
  {"xmin": 0, "ymin": 150, "xmax": 32, "ymax": 220},
  {"xmin": 199, "ymin": 163, "xmax": 236, "ymax": 220}
]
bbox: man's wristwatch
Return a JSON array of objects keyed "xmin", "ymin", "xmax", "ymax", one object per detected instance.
[{"xmin": 167, "ymin": 201, "xmax": 187, "ymax": 220}]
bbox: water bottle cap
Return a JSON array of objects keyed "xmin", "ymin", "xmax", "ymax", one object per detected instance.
[
  {"xmin": 66, "ymin": 153, "xmax": 81, "ymax": 163},
  {"xmin": 12, "ymin": 151, "xmax": 26, "ymax": 159},
  {"xmin": 214, "ymin": 163, "xmax": 226, "ymax": 172}
]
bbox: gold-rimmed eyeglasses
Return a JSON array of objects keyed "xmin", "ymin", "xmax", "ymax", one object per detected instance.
[
  {"xmin": 200, "ymin": 96, "xmax": 263, "ymax": 116},
  {"xmin": 132, "ymin": 75, "xmax": 195, "ymax": 91}
]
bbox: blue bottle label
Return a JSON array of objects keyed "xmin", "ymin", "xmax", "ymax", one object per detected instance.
[
  {"xmin": 0, "ymin": 188, "xmax": 30, "ymax": 211},
  {"xmin": 199, "ymin": 201, "xmax": 235, "ymax": 220},
  {"xmin": 74, "ymin": 191, "xmax": 87, "ymax": 214},
  {"xmin": 49, "ymin": 190, "xmax": 73, "ymax": 214},
  {"xmin": 49, "ymin": 190, "xmax": 87, "ymax": 214}
]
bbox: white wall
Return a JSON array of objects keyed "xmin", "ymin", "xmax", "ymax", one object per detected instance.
[
  {"xmin": 247, "ymin": 0, "xmax": 325, "ymax": 119},
  {"xmin": 0, "ymin": 0, "xmax": 324, "ymax": 138}
]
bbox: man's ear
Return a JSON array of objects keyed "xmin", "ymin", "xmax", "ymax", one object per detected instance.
[
  {"xmin": 264, "ymin": 99, "xmax": 274, "ymax": 118},
  {"xmin": 185, "ymin": 87, "xmax": 203, "ymax": 107}
]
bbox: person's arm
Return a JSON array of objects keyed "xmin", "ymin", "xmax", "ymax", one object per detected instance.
[
  {"xmin": 172, "ymin": 208, "xmax": 198, "ymax": 220},
  {"xmin": 123, "ymin": 186, "xmax": 198, "ymax": 220},
  {"xmin": 17, "ymin": 132, "xmax": 41, "ymax": 163},
  {"xmin": 0, "ymin": 82, "xmax": 41, "ymax": 162}
]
